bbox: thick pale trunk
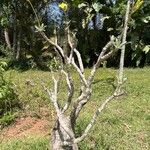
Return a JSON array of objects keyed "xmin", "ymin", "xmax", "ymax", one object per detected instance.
[
  {"xmin": 51, "ymin": 120, "xmax": 78, "ymax": 150},
  {"xmin": 4, "ymin": 28, "xmax": 11, "ymax": 49}
]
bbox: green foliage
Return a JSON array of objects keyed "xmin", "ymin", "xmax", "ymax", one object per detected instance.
[
  {"xmin": 0, "ymin": 61, "xmax": 20, "ymax": 117},
  {"xmin": 0, "ymin": 0, "xmax": 149, "ymax": 68},
  {"xmin": 0, "ymin": 3, "xmax": 12, "ymax": 28},
  {"xmin": 0, "ymin": 112, "xmax": 15, "ymax": 128},
  {"xmin": 0, "ymin": 44, "xmax": 13, "ymax": 58},
  {"xmin": 0, "ymin": 17, "xmax": 8, "ymax": 27},
  {"xmin": 48, "ymin": 57, "xmax": 61, "ymax": 71}
]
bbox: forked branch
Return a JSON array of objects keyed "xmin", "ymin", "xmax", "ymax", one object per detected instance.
[
  {"xmin": 71, "ymin": 37, "xmax": 126, "ymax": 123},
  {"xmin": 73, "ymin": 48, "xmax": 84, "ymax": 73},
  {"xmin": 40, "ymin": 31, "xmax": 66, "ymax": 62},
  {"xmin": 73, "ymin": 0, "xmax": 131, "ymax": 144}
]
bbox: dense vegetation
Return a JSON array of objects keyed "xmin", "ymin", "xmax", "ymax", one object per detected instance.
[
  {"xmin": 0, "ymin": 0, "xmax": 150, "ymax": 69},
  {"xmin": 0, "ymin": 62, "xmax": 20, "ymax": 128}
]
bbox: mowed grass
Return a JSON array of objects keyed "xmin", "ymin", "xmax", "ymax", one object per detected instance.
[
  {"xmin": 1, "ymin": 68, "xmax": 150, "ymax": 150},
  {"xmin": 0, "ymin": 136, "xmax": 49, "ymax": 150}
]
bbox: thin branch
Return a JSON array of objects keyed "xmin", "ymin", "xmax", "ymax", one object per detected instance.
[
  {"xmin": 67, "ymin": 26, "xmax": 73, "ymax": 50},
  {"xmin": 88, "ymin": 40, "xmax": 126, "ymax": 85},
  {"xmin": 68, "ymin": 49, "xmax": 74, "ymax": 64},
  {"xmin": 118, "ymin": 0, "xmax": 131, "ymax": 84},
  {"xmin": 52, "ymin": 75, "xmax": 58, "ymax": 98},
  {"xmin": 39, "ymin": 31, "xmax": 65, "ymax": 61},
  {"xmin": 43, "ymin": 85, "xmax": 60, "ymax": 115},
  {"xmin": 43, "ymin": 75, "xmax": 74, "ymax": 138},
  {"xmin": 43, "ymin": 74, "xmax": 60, "ymax": 112},
  {"xmin": 62, "ymin": 70, "xmax": 74, "ymax": 113},
  {"xmin": 74, "ymin": 92, "xmax": 123, "ymax": 143},
  {"xmin": 67, "ymin": 27, "xmax": 85, "ymax": 95},
  {"xmin": 74, "ymin": 48, "xmax": 84, "ymax": 73},
  {"xmin": 75, "ymin": 95, "xmax": 114, "ymax": 143},
  {"xmin": 95, "ymin": 40, "xmax": 114, "ymax": 68},
  {"xmin": 100, "ymin": 41, "xmax": 126, "ymax": 62},
  {"xmin": 67, "ymin": 28, "xmax": 74, "ymax": 64},
  {"xmin": 54, "ymin": 26, "xmax": 58, "ymax": 45},
  {"xmin": 74, "ymin": 79, "xmax": 125, "ymax": 144},
  {"xmin": 88, "ymin": 40, "xmax": 114, "ymax": 84},
  {"xmin": 70, "ymin": 87, "xmax": 91, "ymax": 127},
  {"xmin": 71, "ymin": 58, "xmax": 87, "ymax": 86}
]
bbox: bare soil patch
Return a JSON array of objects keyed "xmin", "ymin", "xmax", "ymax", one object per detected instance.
[{"xmin": 0, "ymin": 116, "xmax": 51, "ymax": 142}]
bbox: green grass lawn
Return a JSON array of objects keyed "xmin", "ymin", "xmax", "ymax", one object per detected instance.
[
  {"xmin": 0, "ymin": 136, "xmax": 49, "ymax": 150},
  {"xmin": 0, "ymin": 68, "xmax": 150, "ymax": 150}
]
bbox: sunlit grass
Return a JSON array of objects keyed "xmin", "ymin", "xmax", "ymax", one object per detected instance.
[
  {"xmin": 0, "ymin": 136, "xmax": 49, "ymax": 150},
  {"xmin": 1, "ymin": 68, "xmax": 150, "ymax": 150}
]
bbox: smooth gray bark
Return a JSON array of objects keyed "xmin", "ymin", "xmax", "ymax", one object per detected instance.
[
  {"xmin": 52, "ymin": 120, "xmax": 78, "ymax": 150},
  {"xmin": 4, "ymin": 28, "xmax": 11, "ymax": 49},
  {"xmin": 118, "ymin": 1, "xmax": 131, "ymax": 84}
]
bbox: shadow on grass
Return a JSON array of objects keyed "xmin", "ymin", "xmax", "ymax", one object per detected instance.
[{"xmin": 93, "ymin": 77, "xmax": 116, "ymax": 89}]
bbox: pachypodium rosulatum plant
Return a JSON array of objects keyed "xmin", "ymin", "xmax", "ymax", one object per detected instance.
[{"xmin": 29, "ymin": 0, "xmax": 131, "ymax": 149}]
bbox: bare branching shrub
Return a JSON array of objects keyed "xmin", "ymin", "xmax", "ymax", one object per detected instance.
[{"xmin": 35, "ymin": 1, "xmax": 131, "ymax": 149}]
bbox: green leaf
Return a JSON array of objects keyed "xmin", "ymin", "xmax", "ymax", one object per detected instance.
[
  {"xmin": 143, "ymin": 45, "xmax": 150, "ymax": 54},
  {"xmin": 92, "ymin": 3, "xmax": 102, "ymax": 12},
  {"xmin": 0, "ymin": 68, "xmax": 5, "ymax": 72},
  {"xmin": 78, "ymin": 3, "xmax": 87, "ymax": 8},
  {"xmin": 35, "ymin": 23, "xmax": 46, "ymax": 32},
  {"xmin": 0, "ymin": 93, "xmax": 3, "ymax": 99},
  {"xmin": 0, "ymin": 17, "xmax": 8, "ymax": 27},
  {"xmin": 142, "ymin": 16, "xmax": 150, "ymax": 23},
  {"xmin": 107, "ymin": 28, "xmax": 114, "ymax": 31},
  {"xmin": 0, "ymin": 62, "xmax": 7, "ymax": 67},
  {"xmin": 101, "ymin": 16, "xmax": 110, "ymax": 21}
]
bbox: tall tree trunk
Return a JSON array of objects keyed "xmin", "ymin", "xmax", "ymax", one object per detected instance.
[
  {"xmin": 13, "ymin": 26, "xmax": 17, "ymax": 54},
  {"xmin": 13, "ymin": 0, "xmax": 17, "ymax": 55},
  {"xmin": 16, "ymin": 28, "xmax": 22, "ymax": 60},
  {"xmin": 4, "ymin": 28, "xmax": 11, "ymax": 49}
]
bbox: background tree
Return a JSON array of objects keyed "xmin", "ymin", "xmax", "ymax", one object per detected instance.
[{"xmin": 0, "ymin": 0, "xmax": 150, "ymax": 68}]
